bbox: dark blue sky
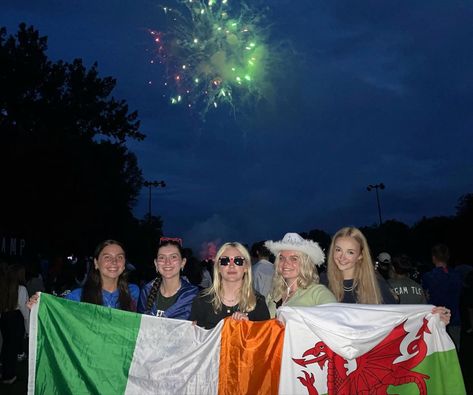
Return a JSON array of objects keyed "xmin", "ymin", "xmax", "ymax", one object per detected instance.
[{"xmin": 3, "ymin": 0, "xmax": 473, "ymax": 253}]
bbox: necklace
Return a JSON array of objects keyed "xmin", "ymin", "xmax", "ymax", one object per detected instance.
[
  {"xmin": 282, "ymin": 278, "xmax": 298, "ymax": 304},
  {"xmin": 343, "ymin": 281, "xmax": 355, "ymax": 292},
  {"xmin": 160, "ymin": 281, "xmax": 181, "ymax": 297}
]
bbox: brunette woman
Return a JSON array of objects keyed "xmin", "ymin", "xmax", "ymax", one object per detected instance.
[{"xmin": 138, "ymin": 237, "xmax": 198, "ymax": 319}]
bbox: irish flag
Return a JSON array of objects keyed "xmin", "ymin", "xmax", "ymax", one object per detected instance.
[
  {"xmin": 28, "ymin": 293, "xmax": 284, "ymax": 395},
  {"xmin": 28, "ymin": 294, "xmax": 465, "ymax": 395}
]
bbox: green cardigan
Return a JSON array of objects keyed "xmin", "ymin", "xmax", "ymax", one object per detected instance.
[{"xmin": 267, "ymin": 283, "xmax": 336, "ymax": 318}]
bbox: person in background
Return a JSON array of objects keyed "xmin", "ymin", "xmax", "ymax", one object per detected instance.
[
  {"xmin": 182, "ymin": 256, "xmax": 204, "ymax": 289},
  {"xmin": 26, "ymin": 258, "xmax": 45, "ymax": 297},
  {"xmin": 198, "ymin": 259, "xmax": 213, "ymax": 289},
  {"xmin": 28, "ymin": 240, "xmax": 139, "ymax": 311},
  {"xmin": 376, "ymin": 252, "xmax": 392, "ymax": 280},
  {"xmin": 138, "ymin": 237, "xmax": 198, "ymax": 319},
  {"xmin": 422, "ymin": 244, "xmax": 462, "ymax": 350},
  {"xmin": 388, "ymin": 254, "xmax": 427, "ymax": 304},
  {"xmin": 190, "ymin": 242, "xmax": 270, "ymax": 329},
  {"xmin": 265, "ymin": 233, "xmax": 336, "ymax": 318},
  {"xmin": 0, "ymin": 262, "xmax": 30, "ymax": 384},
  {"xmin": 250, "ymin": 241, "xmax": 274, "ymax": 298}
]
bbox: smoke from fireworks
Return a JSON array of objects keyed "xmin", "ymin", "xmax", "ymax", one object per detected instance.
[{"xmin": 149, "ymin": 0, "xmax": 278, "ymax": 118}]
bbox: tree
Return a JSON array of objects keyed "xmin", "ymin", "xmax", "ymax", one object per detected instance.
[{"xmin": 0, "ymin": 24, "xmax": 147, "ymax": 255}]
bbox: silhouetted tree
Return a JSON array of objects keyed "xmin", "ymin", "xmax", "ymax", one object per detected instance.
[{"xmin": 0, "ymin": 24, "xmax": 147, "ymax": 255}]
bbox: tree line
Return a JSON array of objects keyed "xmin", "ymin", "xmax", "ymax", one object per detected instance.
[{"xmin": 1, "ymin": 24, "xmax": 471, "ymax": 268}]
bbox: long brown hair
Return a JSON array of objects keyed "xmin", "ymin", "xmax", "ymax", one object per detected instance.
[
  {"xmin": 327, "ymin": 227, "xmax": 382, "ymax": 304},
  {"xmin": 81, "ymin": 240, "xmax": 133, "ymax": 311}
]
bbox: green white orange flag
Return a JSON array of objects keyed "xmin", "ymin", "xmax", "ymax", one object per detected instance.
[
  {"xmin": 28, "ymin": 294, "xmax": 465, "ymax": 394},
  {"xmin": 27, "ymin": 293, "xmax": 283, "ymax": 395},
  {"xmin": 277, "ymin": 304, "xmax": 466, "ymax": 395}
]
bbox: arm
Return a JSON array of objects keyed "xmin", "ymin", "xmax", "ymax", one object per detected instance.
[{"xmin": 18, "ymin": 285, "xmax": 30, "ymax": 334}]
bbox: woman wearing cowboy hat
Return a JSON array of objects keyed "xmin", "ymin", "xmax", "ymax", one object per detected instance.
[{"xmin": 265, "ymin": 233, "xmax": 336, "ymax": 318}]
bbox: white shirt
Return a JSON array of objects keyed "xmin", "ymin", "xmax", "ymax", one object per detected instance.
[{"xmin": 252, "ymin": 259, "xmax": 274, "ymax": 297}]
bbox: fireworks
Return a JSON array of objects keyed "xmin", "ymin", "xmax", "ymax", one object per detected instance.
[{"xmin": 149, "ymin": 0, "xmax": 275, "ymax": 118}]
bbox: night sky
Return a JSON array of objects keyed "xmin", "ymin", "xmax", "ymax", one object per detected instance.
[{"xmin": 3, "ymin": 0, "xmax": 473, "ymax": 253}]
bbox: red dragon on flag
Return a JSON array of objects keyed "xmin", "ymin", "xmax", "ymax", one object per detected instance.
[{"xmin": 292, "ymin": 318, "xmax": 431, "ymax": 395}]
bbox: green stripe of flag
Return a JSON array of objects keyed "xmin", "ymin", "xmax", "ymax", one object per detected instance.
[
  {"xmin": 387, "ymin": 349, "xmax": 466, "ymax": 395},
  {"xmin": 32, "ymin": 293, "xmax": 142, "ymax": 395}
]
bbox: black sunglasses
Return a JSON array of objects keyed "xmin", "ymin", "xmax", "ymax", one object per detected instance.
[{"xmin": 218, "ymin": 256, "xmax": 246, "ymax": 266}]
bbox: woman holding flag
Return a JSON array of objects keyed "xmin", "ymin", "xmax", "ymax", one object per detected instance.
[
  {"xmin": 190, "ymin": 242, "xmax": 270, "ymax": 329},
  {"xmin": 27, "ymin": 239, "xmax": 139, "ymax": 311},
  {"xmin": 138, "ymin": 237, "xmax": 198, "ymax": 319},
  {"xmin": 323, "ymin": 226, "xmax": 451, "ymax": 323},
  {"xmin": 265, "ymin": 233, "xmax": 336, "ymax": 318}
]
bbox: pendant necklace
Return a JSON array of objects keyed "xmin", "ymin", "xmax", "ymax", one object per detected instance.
[
  {"xmin": 223, "ymin": 295, "xmax": 238, "ymax": 314},
  {"xmin": 282, "ymin": 279, "xmax": 298, "ymax": 304}
]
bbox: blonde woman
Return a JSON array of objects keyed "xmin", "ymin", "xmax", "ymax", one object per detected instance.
[
  {"xmin": 189, "ymin": 242, "xmax": 270, "ymax": 329},
  {"xmin": 323, "ymin": 227, "xmax": 397, "ymax": 304},
  {"xmin": 322, "ymin": 227, "xmax": 452, "ymax": 324},
  {"xmin": 265, "ymin": 233, "xmax": 336, "ymax": 318}
]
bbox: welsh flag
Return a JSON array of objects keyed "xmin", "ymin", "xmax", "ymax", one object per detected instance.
[
  {"xmin": 28, "ymin": 293, "xmax": 284, "ymax": 395},
  {"xmin": 28, "ymin": 294, "xmax": 465, "ymax": 395},
  {"xmin": 278, "ymin": 304, "xmax": 466, "ymax": 395}
]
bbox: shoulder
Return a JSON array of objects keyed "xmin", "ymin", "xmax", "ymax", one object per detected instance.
[
  {"xmin": 18, "ymin": 285, "xmax": 28, "ymax": 295},
  {"xmin": 255, "ymin": 292, "xmax": 266, "ymax": 304},
  {"xmin": 302, "ymin": 283, "xmax": 337, "ymax": 303},
  {"xmin": 128, "ymin": 284, "xmax": 140, "ymax": 300},
  {"xmin": 180, "ymin": 278, "xmax": 199, "ymax": 294},
  {"xmin": 65, "ymin": 288, "xmax": 83, "ymax": 301}
]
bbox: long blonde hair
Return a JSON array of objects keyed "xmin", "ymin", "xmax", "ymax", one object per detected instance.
[
  {"xmin": 204, "ymin": 242, "xmax": 256, "ymax": 313},
  {"xmin": 327, "ymin": 227, "xmax": 382, "ymax": 304},
  {"xmin": 270, "ymin": 251, "xmax": 320, "ymax": 302}
]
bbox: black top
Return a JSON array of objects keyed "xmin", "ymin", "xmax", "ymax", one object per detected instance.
[
  {"xmin": 319, "ymin": 272, "xmax": 398, "ymax": 304},
  {"xmin": 189, "ymin": 291, "xmax": 270, "ymax": 329}
]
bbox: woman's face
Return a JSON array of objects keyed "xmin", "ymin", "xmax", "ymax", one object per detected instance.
[
  {"xmin": 218, "ymin": 246, "xmax": 247, "ymax": 283},
  {"xmin": 95, "ymin": 243, "xmax": 126, "ymax": 282},
  {"xmin": 155, "ymin": 244, "xmax": 186, "ymax": 281},
  {"xmin": 332, "ymin": 236, "xmax": 362, "ymax": 279},
  {"xmin": 277, "ymin": 250, "xmax": 302, "ymax": 282}
]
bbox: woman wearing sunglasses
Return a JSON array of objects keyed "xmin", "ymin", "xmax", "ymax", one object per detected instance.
[
  {"xmin": 138, "ymin": 237, "xmax": 199, "ymax": 319},
  {"xmin": 265, "ymin": 233, "xmax": 337, "ymax": 318},
  {"xmin": 189, "ymin": 242, "xmax": 270, "ymax": 329}
]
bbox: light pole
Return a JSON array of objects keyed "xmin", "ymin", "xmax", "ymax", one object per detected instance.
[
  {"xmin": 367, "ymin": 183, "xmax": 385, "ymax": 226},
  {"xmin": 143, "ymin": 180, "xmax": 166, "ymax": 221}
]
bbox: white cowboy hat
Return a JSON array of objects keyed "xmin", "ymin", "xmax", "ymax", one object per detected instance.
[{"xmin": 264, "ymin": 233, "xmax": 325, "ymax": 266}]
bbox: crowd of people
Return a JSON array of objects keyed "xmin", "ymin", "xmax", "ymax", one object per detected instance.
[{"xmin": 1, "ymin": 226, "xmax": 467, "ymax": 386}]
